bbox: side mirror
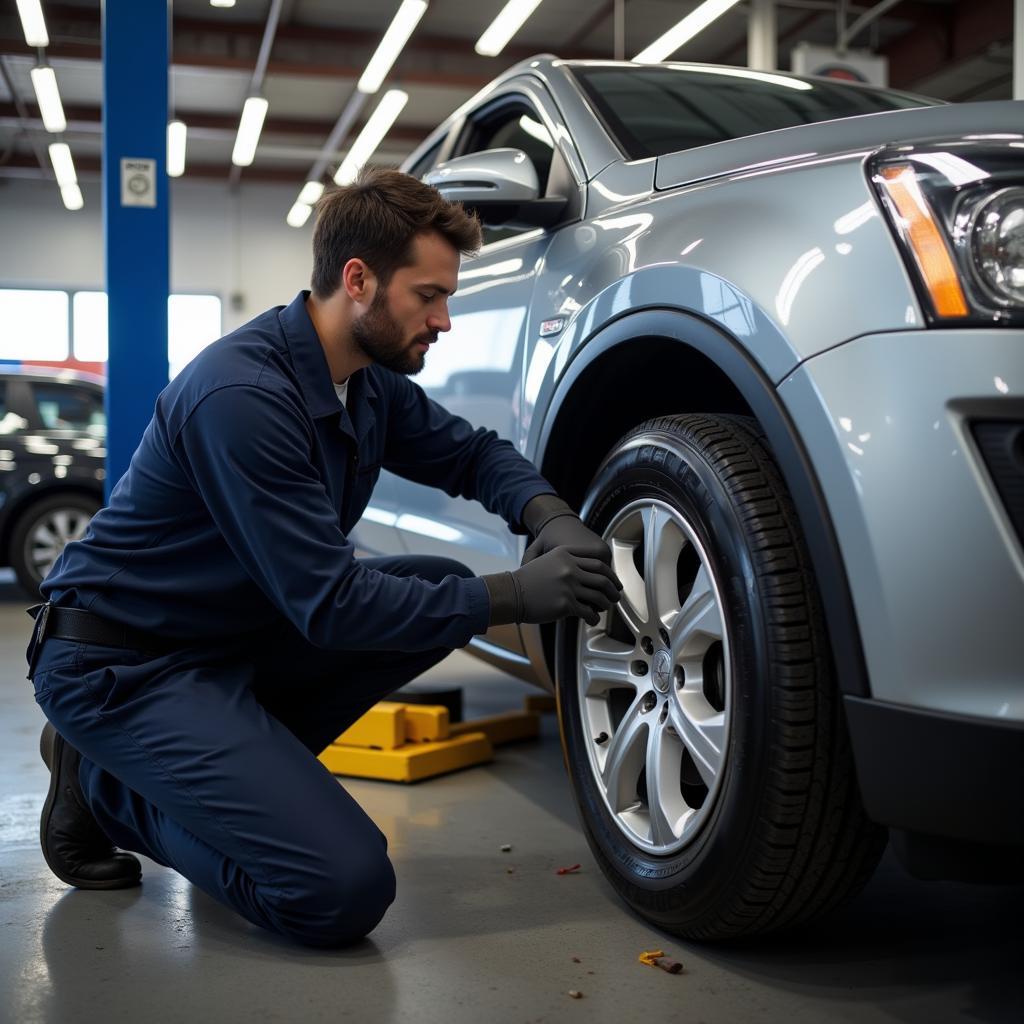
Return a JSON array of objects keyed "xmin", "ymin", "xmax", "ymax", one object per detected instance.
[{"xmin": 425, "ymin": 148, "xmax": 566, "ymax": 228}]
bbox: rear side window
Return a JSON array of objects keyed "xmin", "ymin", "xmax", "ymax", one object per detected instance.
[{"xmin": 32, "ymin": 383, "xmax": 106, "ymax": 434}]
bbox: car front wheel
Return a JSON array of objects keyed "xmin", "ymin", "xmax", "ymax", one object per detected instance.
[
  {"xmin": 10, "ymin": 493, "xmax": 99, "ymax": 597},
  {"xmin": 556, "ymin": 413, "xmax": 885, "ymax": 939}
]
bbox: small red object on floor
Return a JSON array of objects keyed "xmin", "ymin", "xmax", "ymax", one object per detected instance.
[{"xmin": 556, "ymin": 863, "xmax": 582, "ymax": 875}]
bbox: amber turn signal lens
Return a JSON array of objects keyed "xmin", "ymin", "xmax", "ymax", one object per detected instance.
[{"xmin": 878, "ymin": 164, "xmax": 969, "ymax": 318}]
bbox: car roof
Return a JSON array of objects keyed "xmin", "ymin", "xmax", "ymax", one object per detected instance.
[{"xmin": 0, "ymin": 365, "xmax": 105, "ymax": 388}]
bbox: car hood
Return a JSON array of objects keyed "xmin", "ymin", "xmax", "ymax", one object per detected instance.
[{"xmin": 653, "ymin": 99, "xmax": 1024, "ymax": 191}]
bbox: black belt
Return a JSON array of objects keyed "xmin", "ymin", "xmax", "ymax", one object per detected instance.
[{"xmin": 27, "ymin": 603, "xmax": 181, "ymax": 678}]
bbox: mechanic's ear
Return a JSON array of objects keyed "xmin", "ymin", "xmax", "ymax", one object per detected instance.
[{"xmin": 342, "ymin": 258, "xmax": 375, "ymax": 304}]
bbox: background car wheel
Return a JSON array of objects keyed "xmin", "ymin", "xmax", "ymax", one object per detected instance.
[
  {"xmin": 10, "ymin": 493, "xmax": 99, "ymax": 597},
  {"xmin": 556, "ymin": 413, "xmax": 885, "ymax": 939}
]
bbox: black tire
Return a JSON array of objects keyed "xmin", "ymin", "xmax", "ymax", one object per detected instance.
[
  {"xmin": 555, "ymin": 413, "xmax": 885, "ymax": 940},
  {"xmin": 9, "ymin": 493, "xmax": 99, "ymax": 598}
]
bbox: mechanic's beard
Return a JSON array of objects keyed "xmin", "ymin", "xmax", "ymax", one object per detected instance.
[{"xmin": 351, "ymin": 290, "xmax": 436, "ymax": 376}]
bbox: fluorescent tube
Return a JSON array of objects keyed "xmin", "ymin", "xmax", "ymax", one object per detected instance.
[
  {"xmin": 286, "ymin": 201, "xmax": 313, "ymax": 228},
  {"xmin": 298, "ymin": 180, "xmax": 325, "ymax": 205},
  {"xmin": 231, "ymin": 96, "xmax": 269, "ymax": 167},
  {"xmin": 358, "ymin": 0, "xmax": 428, "ymax": 94},
  {"xmin": 16, "ymin": 0, "xmax": 48, "ymax": 46},
  {"xmin": 167, "ymin": 120, "xmax": 187, "ymax": 177},
  {"xmin": 48, "ymin": 142, "xmax": 76, "ymax": 187},
  {"xmin": 60, "ymin": 183, "xmax": 84, "ymax": 211},
  {"xmin": 634, "ymin": 0, "xmax": 744, "ymax": 63},
  {"xmin": 210, "ymin": 1, "xmax": 236, "ymax": 7},
  {"xmin": 334, "ymin": 89, "xmax": 408, "ymax": 185},
  {"xmin": 475, "ymin": 0, "xmax": 543, "ymax": 57},
  {"xmin": 31, "ymin": 66, "xmax": 66, "ymax": 133}
]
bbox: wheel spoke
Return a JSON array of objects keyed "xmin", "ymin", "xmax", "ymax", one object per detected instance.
[
  {"xmin": 51, "ymin": 511, "xmax": 71, "ymax": 543},
  {"xmin": 600, "ymin": 697, "xmax": 648, "ymax": 813},
  {"xmin": 68, "ymin": 514, "xmax": 90, "ymax": 540},
  {"xmin": 645, "ymin": 718, "xmax": 681, "ymax": 846},
  {"xmin": 611, "ymin": 537, "xmax": 646, "ymax": 634},
  {"xmin": 669, "ymin": 699, "xmax": 726, "ymax": 791},
  {"xmin": 670, "ymin": 563, "xmax": 723, "ymax": 654},
  {"xmin": 642, "ymin": 506, "xmax": 684, "ymax": 629},
  {"xmin": 579, "ymin": 635, "xmax": 635, "ymax": 696}
]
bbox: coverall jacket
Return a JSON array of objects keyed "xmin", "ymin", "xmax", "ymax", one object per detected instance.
[{"xmin": 29, "ymin": 291, "xmax": 556, "ymax": 946}]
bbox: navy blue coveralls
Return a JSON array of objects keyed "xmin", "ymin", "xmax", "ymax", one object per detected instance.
[{"xmin": 29, "ymin": 291, "xmax": 555, "ymax": 946}]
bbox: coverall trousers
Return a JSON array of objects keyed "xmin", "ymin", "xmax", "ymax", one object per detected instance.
[{"xmin": 30, "ymin": 554, "xmax": 473, "ymax": 947}]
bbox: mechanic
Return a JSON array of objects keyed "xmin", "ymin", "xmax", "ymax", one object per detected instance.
[{"xmin": 26, "ymin": 168, "xmax": 622, "ymax": 948}]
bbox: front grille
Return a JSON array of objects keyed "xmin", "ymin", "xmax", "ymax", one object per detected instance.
[{"xmin": 972, "ymin": 421, "xmax": 1024, "ymax": 545}]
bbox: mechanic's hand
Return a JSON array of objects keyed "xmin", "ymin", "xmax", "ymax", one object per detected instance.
[
  {"xmin": 511, "ymin": 545, "xmax": 622, "ymax": 626},
  {"xmin": 522, "ymin": 513, "xmax": 612, "ymax": 567}
]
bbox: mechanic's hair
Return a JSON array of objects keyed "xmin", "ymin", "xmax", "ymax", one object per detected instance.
[{"xmin": 310, "ymin": 167, "xmax": 482, "ymax": 298}]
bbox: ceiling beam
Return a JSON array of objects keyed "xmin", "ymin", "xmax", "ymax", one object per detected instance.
[
  {"xmin": 0, "ymin": 101, "xmax": 434, "ymax": 143},
  {"xmin": 0, "ymin": 33, "xmax": 495, "ymax": 90},
  {"xmin": 0, "ymin": 151, "xmax": 340, "ymax": 185}
]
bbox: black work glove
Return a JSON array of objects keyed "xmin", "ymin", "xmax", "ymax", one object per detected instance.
[
  {"xmin": 521, "ymin": 494, "xmax": 611, "ymax": 567},
  {"xmin": 483, "ymin": 546, "xmax": 622, "ymax": 627}
]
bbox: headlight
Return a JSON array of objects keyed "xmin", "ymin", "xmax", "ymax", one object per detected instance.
[
  {"xmin": 968, "ymin": 187, "xmax": 1024, "ymax": 307},
  {"xmin": 871, "ymin": 142, "xmax": 1024, "ymax": 326}
]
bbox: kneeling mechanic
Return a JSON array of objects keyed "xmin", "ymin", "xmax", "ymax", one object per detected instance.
[{"xmin": 26, "ymin": 169, "xmax": 622, "ymax": 947}]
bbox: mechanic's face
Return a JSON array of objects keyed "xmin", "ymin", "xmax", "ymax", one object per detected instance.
[{"xmin": 351, "ymin": 231, "xmax": 457, "ymax": 376}]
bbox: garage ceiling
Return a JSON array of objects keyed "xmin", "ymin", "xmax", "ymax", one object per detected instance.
[{"xmin": 0, "ymin": 0, "xmax": 1015, "ymax": 190}]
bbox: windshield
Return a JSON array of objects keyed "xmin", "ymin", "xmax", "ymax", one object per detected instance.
[{"xmin": 570, "ymin": 65, "xmax": 938, "ymax": 160}]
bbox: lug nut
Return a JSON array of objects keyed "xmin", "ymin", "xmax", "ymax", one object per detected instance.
[
  {"xmin": 631, "ymin": 660, "xmax": 648, "ymax": 676},
  {"xmin": 641, "ymin": 693, "xmax": 657, "ymax": 713},
  {"xmin": 659, "ymin": 627, "xmax": 670, "ymax": 646},
  {"xmin": 640, "ymin": 636, "xmax": 654, "ymax": 655}
]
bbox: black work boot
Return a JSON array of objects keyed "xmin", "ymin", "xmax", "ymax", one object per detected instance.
[{"xmin": 39, "ymin": 722, "xmax": 142, "ymax": 890}]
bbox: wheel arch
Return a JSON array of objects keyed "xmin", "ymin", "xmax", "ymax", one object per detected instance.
[{"xmin": 528, "ymin": 307, "xmax": 870, "ymax": 700}]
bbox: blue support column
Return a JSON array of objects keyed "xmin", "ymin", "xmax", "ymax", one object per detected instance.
[{"xmin": 102, "ymin": 0, "xmax": 170, "ymax": 498}]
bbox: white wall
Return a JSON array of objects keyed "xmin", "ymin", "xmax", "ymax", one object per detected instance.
[{"xmin": 0, "ymin": 175, "xmax": 315, "ymax": 333}]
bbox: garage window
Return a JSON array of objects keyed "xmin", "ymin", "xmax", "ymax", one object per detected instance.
[
  {"xmin": 72, "ymin": 290, "xmax": 222, "ymax": 377},
  {"xmin": 0, "ymin": 289, "xmax": 69, "ymax": 361}
]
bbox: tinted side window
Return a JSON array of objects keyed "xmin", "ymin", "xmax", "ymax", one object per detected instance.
[
  {"xmin": 409, "ymin": 140, "xmax": 445, "ymax": 181},
  {"xmin": 32, "ymin": 384, "xmax": 106, "ymax": 434}
]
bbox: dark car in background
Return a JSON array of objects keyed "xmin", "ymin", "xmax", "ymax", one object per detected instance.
[{"xmin": 0, "ymin": 367, "xmax": 105, "ymax": 595}]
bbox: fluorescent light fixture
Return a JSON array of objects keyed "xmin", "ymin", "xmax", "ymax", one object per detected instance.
[
  {"xmin": 475, "ymin": 0, "xmax": 543, "ymax": 57},
  {"xmin": 358, "ymin": 0, "xmax": 428, "ymax": 94},
  {"xmin": 167, "ymin": 120, "xmax": 187, "ymax": 177},
  {"xmin": 298, "ymin": 180, "xmax": 325, "ymax": 205},
  {"xmin": 286, "ymin": 201, "xmax": 313, "ymax": 228},
  {"xmin": 231, "ymin": 96, "xmax": 269, "ymax": 167},
  {"xmin": 210, "ymin": 0, "xmax": 236, "ymax": 7},
  {"xmin": 16, "ymin": 0, "xmax": 48, "ymax": 46},
  {"xmin": 48, "ymin": 142, "xmax": 76, "ymax": 187},
  {"xmin": 60, "ymin": 183, "xmax": 84, "ymax": 211},
  {"xmin": 31, "ymin": 66, "xmax": 67, "ymax": 133},
  {"xmin": 334, "ymin": 89, "xmax": 408, "ymax": 185},
  {"xmin": 634, "ymin": 0, "xmax": 743, "ymax": 63}
]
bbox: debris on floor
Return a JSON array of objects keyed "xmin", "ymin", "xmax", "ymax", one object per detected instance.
[
  {"xmin": 556, "ymin": 863, "xmax": 582, "ymax": 875},
  {"xmin": 568, "ymin": 990, "xmax": 583, "ymax": 999},
  {"xmin": 500, "ymin": 844, "xmax": 512, "ymax": 852},
  {"xmin": 639, "ymin": 949, "xmax": 684, "ymax": 974}
]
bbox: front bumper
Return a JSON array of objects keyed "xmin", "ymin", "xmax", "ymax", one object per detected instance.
[
  {"xmin": 780, "ymin": 328, "xmax": 1023, "ymax": 854},
  {"xmin": 844, "ymin": 695, "xmax": 1024, "ymax": 851},
  {"xmin": 779, "ymin": 328, "xmax": 1024, "ymax": 721}
]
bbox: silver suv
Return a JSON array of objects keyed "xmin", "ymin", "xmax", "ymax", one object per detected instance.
[{"xmin": 354, "ymin": 57, "xmax": 1024, "ymax": 939}]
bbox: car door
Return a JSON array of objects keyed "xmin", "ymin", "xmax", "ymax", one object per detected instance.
[{"xmin": 389, "ymin": 84, "xmax": 583, "ymax": 604}]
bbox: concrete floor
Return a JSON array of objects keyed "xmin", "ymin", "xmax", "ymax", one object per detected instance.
[{"xmin": 1, "ymin": 581, "xmax": 1021, "ymax": 1024}]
